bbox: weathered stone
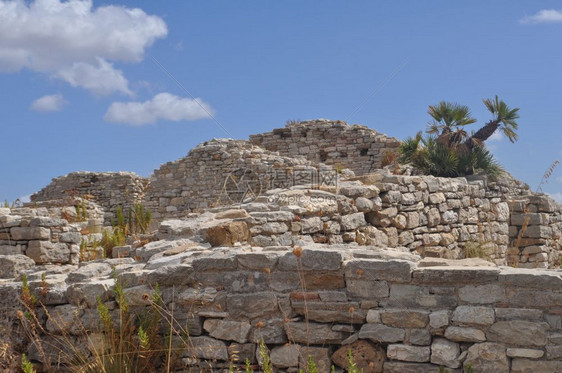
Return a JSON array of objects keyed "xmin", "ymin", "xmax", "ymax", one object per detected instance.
[
  {"xmin": 300, "ymin": 217, "xmax": 323, "ymax": 234},
  {"xmin": 444, "ymin": 326, "xmax": 486, "ymax": 342},
  {"xmin": 331, "ymin": 340, "xmax": 385, "ymax": 373},
  {"xmin": 67, "ymin": 262, "xmax": 112, "ymax": 282},
  {"xmin": 487, "ymin": 321, "xmax": 548, "ymax": 347},
  {"xmin": 341, "ymin": 212, "xmax": 367, "ymax": 231},
  {"xmin": 291, "ymin": 300, "xmax": 366, "ymax": 324},
  {"xmin": 359, "ymin": 323, "xmax": 405, "ymax": 343},
  {"xmin": 215, "ymin": 209, "xmax": 249, "ymax": 219},
  {"xmin": 413, "ymin": 266, "xmax": 499, "ymax": 284},
  {"xmin": 0, "ymin": 214, "xmax": 22, "ymax": 228},
  {"xmin": 248, "ymin": 319, "xmax": 287, "ymax": 344},
  {"xmin": 203, "ymin": 319, "xmax": 251, "ymax": 343},
  {"xmin": 408, "ymin": 328, "xmax": 431, "ymax": 346},
  {"xmin": 346, "ymin": 279, "xmax": 389, "ymax": 299},
  {"xmin": 286, "ymin": 321, "xmax": 344, "ymax": 344},
  {"xmin": 46, "ymin": 304, "xmax": 82, "ymax": 335},
  {"xmin": 506, "ymin": 348, "xmax": 544, "ymax": 359},
  {"xmin": 431, "ymin": 338, "xmax": 460, "ymax": 368},
  {"xmin": 458, "ymin": 284, "xmax": 505, "ymax": 304},
  {"xmin": 205, "ymin": 221, "xmax": 249, "ymax": 246},
  {"xmin": 387, "ymin": 344, "xmax": 429, "ymax": 362},
  {"xmin": 366, "ymin": 309, "xmax": 381, "ymax": 323},
  {"xmin": 345, "ymin": 259, "xmax": 414, "ymax": 283},
  {"xmin": 494, "ymin": 308, "xmax": 543, "ymax": 321},
  {"xmin": 278, "ymin": 249, "xmax": 342, "ymax": 271},
  {"xmin": 380, "ymin": 309, "xmax": 429, "ymax": 328},
  {"xmin": 464, "ymin": 343, "xmax": 508, "ymax": 373},
  {"xmin": 339, "ymin": 183, "xmax": 379, "ymax": 199},
  {"xmin": 389, "ymin": 284, "xmax": 457, "ymax": 308},
  {"xmin": 10, "ymin": 226, "xmax": 50, "ymax": 240},
  {"xmin": 66, "ymin": 278, "xmax": 114, "ymax": 308},
  {"xmin": 270, "ymin": 344, "xmax": 300, "ymax": 368},
  {"xmin": 0, "ymin": 254, "xmax": 35, "ymax": 278},
  {"xmin": 499, "ymin": 268, "xmax": 562, "ymax": 289},
  {"xmin": 186, "ymin": 336, "xmax": 228, "ymax": 361},
  {"xmin": 451, "ymin": 306, "xmax": 495, "ymax": 326},
  {"xmin": 429, "ymin": 310, "xmax": 450, "ymax": 329},
  {"xmin": 26, "ymin": 240, "xmax": 70, "ymax": 264},
  {"xmin": 191, "ymin": 253, "xmax": 237, "ymax": 271},
  {"xmin": 355, "ymin": 197, "xmax": 374, "ymax": 212},
  {"xmin": 59, "ymin": 231, "xmax": 82, "ymax": 244},
  {"xmin": 227, "ymin": 292, "xmax": 278, "ymax": 319}
]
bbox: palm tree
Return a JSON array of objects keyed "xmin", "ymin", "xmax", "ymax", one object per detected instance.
[
  {"xmin": 471, "ymin": 96, "xmax": 520, "ymax": 144},
  {"xmin": 427, "ymin": 102, "xmax": 476, "ymax": 148}
]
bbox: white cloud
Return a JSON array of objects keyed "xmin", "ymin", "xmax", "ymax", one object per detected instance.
[
  {"xmin": 521, "ymin": 9, "xmax": 562, "ymax": 24},
  {"xmin": 0, "ymin": 0, "xmax": 167, "ymax": 94},
  {"xmin": 55, "ymin": 58, "xmax": 132, "ymax": 96},
  {"xmin": 104, "ymin": 93, "xmax": 214, "ymax": 125},
  {"xmin": 548, "ymin": 192, "xmax": 562, "ymax": 203},
  {"xmin": 30, "ymin": 93, "xmax": 67, "ymax": 112}
]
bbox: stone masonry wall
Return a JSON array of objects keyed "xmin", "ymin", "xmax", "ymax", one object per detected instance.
[
  {"xmin": 0, "ymin": 205, "xmax": 84, "ymax": 273},
  {"xmin": 31, "ymin": 171, "xmax": 148, "ymax": 224},
  {"xmin": 249, "ymin": 119, "xmax": 401, "ymax": 175},
  {"xmin": 145, "ymin": 139, "xmax": 332, "ymax": 220},
  {"xmin": 3, "ymin": 246, "xmax": 562, "ymax": 372},
  {"xmin": 508, "ymin": 195, "xmax": 562, "ymax": 268}
]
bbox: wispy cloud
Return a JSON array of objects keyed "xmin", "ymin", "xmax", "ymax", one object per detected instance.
[
  {"xmin": 520, "ymin": 9, "xmax": 562, "ymax": 24},
  {"xmin": 104, "ymin": 93, "xmax": 213, "ymax": 126},
  {"xmin": 30, "ymin": 94, "xmax": 67, "ymax": 112},
  {"xmin": 0, "ymin": 0, "xmax": 167, "ymax": 95}
]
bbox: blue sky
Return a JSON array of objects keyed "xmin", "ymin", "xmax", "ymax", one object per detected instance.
[{"xmin": 1, "ymin": 0, "xmax": 561, "ymax": 202}]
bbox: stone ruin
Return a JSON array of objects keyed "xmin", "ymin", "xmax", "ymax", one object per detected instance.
[{"xmin": 1, "ymin": 119, "xmax": 561, "ymax": 372}]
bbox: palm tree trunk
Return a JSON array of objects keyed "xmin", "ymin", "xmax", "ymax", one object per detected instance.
[{"xmin": 471, "ymin": 119, "xmax": 500, "ymax": 143}]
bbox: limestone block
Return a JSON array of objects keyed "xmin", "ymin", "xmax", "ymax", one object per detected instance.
[
  {"xmin": 387, "ymin": 344, "xmax": 430, "ymax": 362},
  {"xmin": 26, "ymin": 240, "xmax": 70, "ymax": 264},
  {"xmin": 464, "ymin": 343, "xmax": 508, "ymax": 373},
  {"xmin": 203, "ymin": 319, "xmax": 251, "ymax": 343},
  {"xmin": 0, "ymin": 254, "xmax": 35, "ymax": 278},
  {"xmin": 11, "ymin": 226, "xmax": 50, "ymax": 240},
  {"xmin": 431, "ymin": 338, "xmax": 460, "ymax": 368}
]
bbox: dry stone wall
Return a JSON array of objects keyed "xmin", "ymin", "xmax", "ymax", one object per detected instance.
[
  {"xmin": 249, "ymin": 119, "xmax": 401, "ymax": 175},
  {"xmin": 0, "ymin": 202, "xmax": 91, "ymax": 272},
  {"xmin": 145, "ymin": 139, "xmax": 334, "ymax": 220},
  {"xmin": 508, "ymin": 195, "xmax": 562, "ymax": 268},
  {"xmin": 2, "ymin": 245, "xmax": 562, "ymax": 372},
  {"xmin": 31, "ymin": 171, "xmax": 148, "ymax": 224}
]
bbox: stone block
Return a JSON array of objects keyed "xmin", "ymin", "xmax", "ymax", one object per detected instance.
[
  {"xmin": 431, "ymin": 338, "xmax": 460, "ymax": 368},
  {"xmin": 358, "ymin": 323, "xmax": 405, "ymax": 343},
  {"xmin": 486, "ymin": 321, "xmax": 549, "ymax": 347},
  {"xmin": 451, "ymin": 306, "xmax": 495, "ymax": 326},
  {"xmin": 458, "ymin": 284, "xmax": 505, "ymax": 304},
  {"xmin": 26, "ymin": 240, "xmax": 70, "ymax": 264},
  {"xmin": 444, "ymin": 326, "xmax": 486, "ymax": 342},
  {"xmin": 387, "ymin": 344, "xmax": 430, "ymax": 362},
  {"xmin": 464, "ymin": 342, "xmax": 508, "ymax": 373},
  {"xmin": 380, "ymin": 309, "xmax": 429, "ymax": 328},
  {"xmin": 203, "ymin": 319, "xmax": 251, "ymax": 343},
  {"xmin": 345, "ymin": 259, "xmax": 414, "ymax": 283},
  {"xmin": 11, "ymin": 226, "xmax": 50, "ymax": 240}
]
